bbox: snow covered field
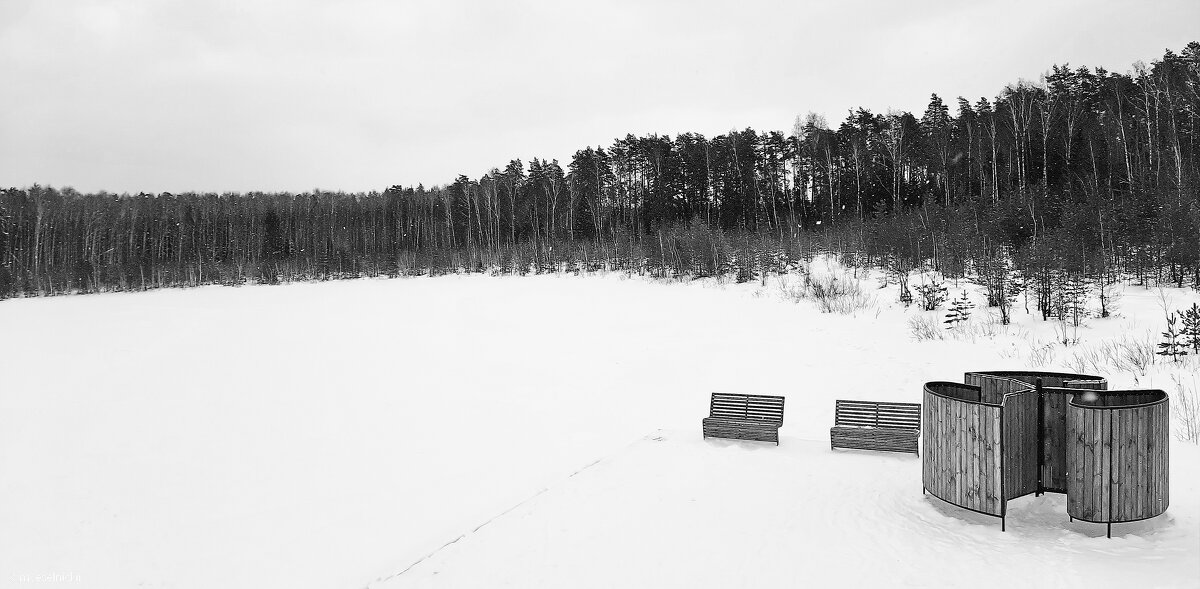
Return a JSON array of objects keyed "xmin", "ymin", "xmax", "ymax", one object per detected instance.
[{"xmin": 1, "ymin": 268, "xmax": 1197, "ymax": 588}]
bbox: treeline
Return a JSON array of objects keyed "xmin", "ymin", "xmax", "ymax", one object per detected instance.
[{"xmin": 0, "ymin": 43, "xmax": 1198, "ymax": 299}]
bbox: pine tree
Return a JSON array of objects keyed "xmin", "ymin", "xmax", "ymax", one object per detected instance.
[
  {"xmin": 944, "ymin": 290, "xmax": 975, "ymax": 329},
  {"xmin": 1157, "ymin": 312, "xmax": 1189, "ymax": 362},
  {"xmin": 921, "ymin": 93, "xmax": 954, "ymax": 206},
  {"xmin": 1181, "ymin": 303, "xmax": 1200, "ymax": 354}
]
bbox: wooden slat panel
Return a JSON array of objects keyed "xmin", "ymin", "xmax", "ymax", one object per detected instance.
[
  {"xmin": 1068, "ymin": 403, "xmax": 1084, "ymax": 519},
  {"xmin": 927, "ymin": 397, "xmax": 936, "ymax": 489},
  {"xmin": 834, "ymin": 400, "xmax": 920, "ymax": 430},
  {"xmin": 1042, "ymin": 389, "xmax": 1071, "ymax": 492},
  {"xmin": 921, "ymin": 387, "xmax": 1002, "ymax": 516},
  {"xmin": 1001, "ymin": 391, "xmax": 1038, "ymax": 500},
  {"xmin": 1101, "ymin": 410, "xmax": 1112, "ymax": 521},
  {"xmin": 1074, "ymin": 401, "xmax": 1171, "ymax": 523},
  {"xmin": 703, "ymin": 417, "xmax": 781, "ymax": 444},
  {"xmin": 988, "ymin": 401, "xmax": 1002, "ymax": 513},
  {"xmin": 954, "ymin": 399, "xmax": 964, "ymax": 506},
  {"xmin": 709, "ymin": 393, "xmax": 785, "ymax": 425},
  {"xmin": 967, "ymin": 374, "xmax": 1033, "ymax": 405}
]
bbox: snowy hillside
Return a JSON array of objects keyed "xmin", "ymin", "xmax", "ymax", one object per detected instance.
[{"xmin": 1, "ymin": 269, "xmax": 1197, "ymax": 588}]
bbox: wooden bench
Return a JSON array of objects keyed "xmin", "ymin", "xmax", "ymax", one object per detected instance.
[
  {"xmin": 702, "ymin": 393, "xmax": 785, "ymax": 445},
  {"xmin": 830, "ymin": 400, "xmax": 921, "ymax": 454}
]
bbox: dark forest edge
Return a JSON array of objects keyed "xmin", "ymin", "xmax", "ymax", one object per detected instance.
[{"xmin": 1, "ymin": 44, "xmax": 1198, "ymax": 314}]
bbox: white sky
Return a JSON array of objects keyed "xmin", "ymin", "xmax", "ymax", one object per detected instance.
[{"xmin": 1, "ymin": 0, "xmax": 1196, "ymax": 194}]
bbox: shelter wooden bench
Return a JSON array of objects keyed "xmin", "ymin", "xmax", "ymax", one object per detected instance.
[
  {"xmin": 830, "ymin": 400, "xmax": 921, "ymax": 454},
  {"xmin": 702, "ymin": 393, "xmax": 785, "ymax": 445}
]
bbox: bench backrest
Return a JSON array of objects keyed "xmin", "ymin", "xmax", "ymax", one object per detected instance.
[
  {"xmin": 709, "ymin": 393, "xmax": 785, "ymax": 424},
  {"xmin": 834, "ymin": 400, "xmax": 921, "ymax": 430}
]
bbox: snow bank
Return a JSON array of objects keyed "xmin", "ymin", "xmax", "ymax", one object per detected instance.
[
  {"xmin": 370, "ymin": 431, "xmax": 1199, "ymax": 588},
  {"xmin": 0, "ymin": 271, "xmax": 1196, "ymax": 588}
]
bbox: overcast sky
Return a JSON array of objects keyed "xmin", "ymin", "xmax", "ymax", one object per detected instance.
[{"xmin": 1, "ymin": 0, "xmax": 1196, "ymax": 194}]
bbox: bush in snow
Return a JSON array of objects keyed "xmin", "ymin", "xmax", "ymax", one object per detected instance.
[
  {"xmin": 908, "ymin": 314, "xmax": 944, "ymax": 341},
  {"xmin": 1023, "ymin": 341, "xmax": 1056, "ymax": 367},
  {"xmin": 793, "ymin": 271, "xmax": 875, "ymax": 315},
  {"xmin": 1067, "ymin": 338, "xmax": 1157, "ymax": 377},
  {"xmin": 1172, "ymin": 373, "xmax": 1200, "ymax": 444},
  {"xmin": 915, "ymin": 279, "xmax": 947, "ymax": 311}
]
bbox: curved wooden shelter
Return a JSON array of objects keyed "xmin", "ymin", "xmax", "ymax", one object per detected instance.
[
  {"xmin": 922, "ymin": 371, "xmax": 1168, "ymax": 537},
  {"xmin": 1066, "ymin": 390, "xmax": 1170, "ymax": 533}
]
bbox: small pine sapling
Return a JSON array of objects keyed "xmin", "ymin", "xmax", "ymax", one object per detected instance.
[
  {"xmin": 1157, "ymin": 311, "xmax": 1189, "ymax": 362},
  {"xmin": 1181, "ymin": 303, "xmax": 1200, "ymax": 354},
  {"xmin": 944, "ymin": 290, "xmax": 975, "ymax": 329}
]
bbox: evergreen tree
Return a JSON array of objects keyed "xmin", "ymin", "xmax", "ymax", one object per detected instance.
[
  {"xmin": 1181, "ymin": 303, "xmax": 1200, "ymax": 354},
  {"xmin": 944, "ymin": 291, "xmax": 975, "ymax": 328},
  {"xmin": 1157, "ymin": 312, "xmax": 1189, "ymax": 362},
  {"xmin": 921, "ymin": 93, "xmax": 954, "ymax": 206}
]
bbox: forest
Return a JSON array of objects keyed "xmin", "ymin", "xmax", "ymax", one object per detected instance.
[{"xmin": 1, "ymin": 43, "xmax": 1198, "ymax": 319}]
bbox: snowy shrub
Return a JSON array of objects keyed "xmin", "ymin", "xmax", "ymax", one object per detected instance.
[
  {"xmin": 1054, "ymin": 318, "xmax": 1080, "ymax": 346},
  {"xmin": 807, "ymin": 272, "xmax": 874, "ymax": 314},
  {"xmin": 1027, "ymin": 341, "xmax": 1056, "ymax": 368},
  {"xmin": 828, "ymin": 288, "xmax": 877, "ymax": 316},
  {"xmin": 915, "ymin": 279, "xmax": 947, "ymax": 311},
  {"xmin": 908, "ymin": 315, "xmax": 944, "ymax": 341},
  {"xmin": 1172, "ymin": 373, "xmax": 1200, "ymax": 444},
  {"xmin": 1067, "ymin": 346, "xmax": 1107, "ymax": 375},
  {"xmin": 1064, "ymin": 335, "xmax": 1158, "ymax": 377},
  {"xmin": 776, "ymin": 275, "xmax": 807, "ymax": 304},
  {"xmin": 1116, "ymin": 336, "xmax": 1158, "ymax": 375},
  {"xmin": 976, "ymin": 313, "xmax": 1019, "ymax": 338}
]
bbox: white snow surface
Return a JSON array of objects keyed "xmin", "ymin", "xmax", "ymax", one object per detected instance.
[{"xmin": 1, "ymin": 269, "xmax": 1197, "ymax": 588}]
